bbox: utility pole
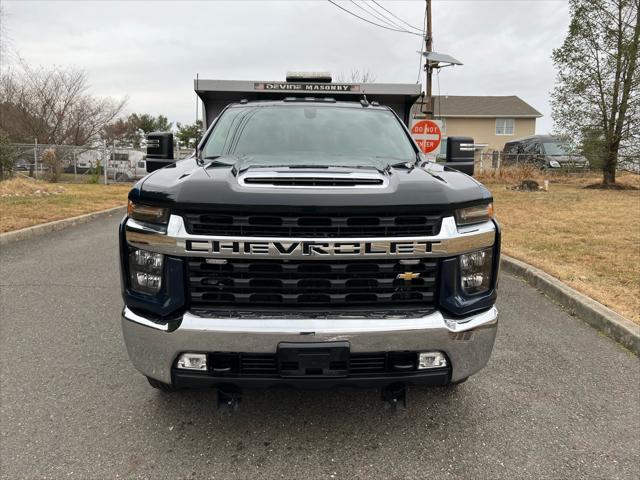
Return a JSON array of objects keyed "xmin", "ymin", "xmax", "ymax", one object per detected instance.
[
  {"xmin": 424, "ymin": 0, "xmax": 433, "ymax": 118},
  {"xmin": 418, "ymin": 1, "xmax": 461, "ymax": 120}
]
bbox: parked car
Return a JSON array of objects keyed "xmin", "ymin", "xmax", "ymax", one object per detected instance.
[
  {"xmin": 13, "ymin": 159, "xmax": 30, "ymax": 171},
  {"xmin": 503, "ymin": 135, "xmax": 589, "ymax": 170}
]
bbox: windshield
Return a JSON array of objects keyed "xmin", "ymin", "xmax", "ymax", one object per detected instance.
[
  {"xmin": 201, "ymin": 105, "xmax": 416, "ymax": 164},
  {"xmin": 543, "ymin": 142, "xmax": 569, "ymax": 156}
]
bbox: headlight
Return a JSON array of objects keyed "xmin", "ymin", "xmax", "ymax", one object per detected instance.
[
  {"xmin": 459, "ymin": 248, "xmax": 493, "ymax": 295},
  {"xmin": 129, "ymin": 248, "xmax": 164, "ymax": 294},
  {"xmin": 127, "ymin": 200, "xmax": 169, "ymax": 224},
  {"xmin": 455, "ymin": 203, "xmax": 493, "ymax": 227},
  {"xmin": 549, "ymin": 160, "xmax": 561, "ymax": 168}
]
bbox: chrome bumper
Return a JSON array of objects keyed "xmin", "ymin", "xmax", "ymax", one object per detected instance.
[{"xmin": 122, "ymin": 306, "xmax": 498, "ymax": 385}]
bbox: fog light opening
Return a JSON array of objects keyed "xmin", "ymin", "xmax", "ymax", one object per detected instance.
[
  {"xmin": 459, "ymin": 247, "xmax": 493, "ymax": 295},
  {"xmin": 418, "ymin": 351, "xmax": 447, "ymax": 369},
  {"xmin": 176, "ymin": 353, "xmax": 208, "ymax": 371},
  {"xmin": 128, "ymin": 248, "xmax": 164, "ymax": 295}
]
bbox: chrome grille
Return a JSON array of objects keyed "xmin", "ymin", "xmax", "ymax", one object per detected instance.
[
  {"xmin": 183, "ymin": 212, "xmax": 442, "ymax": 237},
  {"xmin": 187, "ymin": 258, "xmax": 438, "ymax": 308}
]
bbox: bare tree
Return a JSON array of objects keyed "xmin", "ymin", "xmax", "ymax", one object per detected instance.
[
  {"xmin": 0, "ymin": 5, "xmax": 9, "ymax": 60},
  {"xmin": 0, "ymin": 60, "xmax": 126, "ymax": 146},
  {"xmin": 335, "ymin": 68, "xmax": 377, "ymax": 83},
  {"xmin": 551, "ymin": 0, "xmax": 640, "ymax": 185}
]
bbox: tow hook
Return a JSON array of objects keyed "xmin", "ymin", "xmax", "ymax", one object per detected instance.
[
  {"xmin": 381, "ymin": 383, "xmax": 408, "ymax": 410},
  {"xmin": 217, "ymin": 386, "xmax": 242, "ymax": 412}
]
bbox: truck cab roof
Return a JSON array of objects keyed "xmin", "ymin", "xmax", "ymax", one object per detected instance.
[
  {"xmin": 194, "ymin": 77, "xmax": 421, "ymax": 128},
  {"xmin": 225, "ymin": 99, "xmax": 393, "ymax": 110}
]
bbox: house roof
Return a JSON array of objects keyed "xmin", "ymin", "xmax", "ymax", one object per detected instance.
[{"xmin": 415, "ymin": 95, "xmax": 542, "ymax": 118}]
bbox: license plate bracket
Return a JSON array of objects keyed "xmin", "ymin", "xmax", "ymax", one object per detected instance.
[{"xmin": 277, "ymin": 341, "xmax": 350, "ymax": 377}]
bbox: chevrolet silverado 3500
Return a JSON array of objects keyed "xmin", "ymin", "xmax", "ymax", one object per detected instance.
[{"xmin": 120, "ymin": 74, "xmax": 500, "ymax": 409}]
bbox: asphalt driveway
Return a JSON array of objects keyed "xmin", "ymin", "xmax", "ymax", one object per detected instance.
[{"xmin": 1, "ymin": 214, "xmax": 638, "ymax": 479}]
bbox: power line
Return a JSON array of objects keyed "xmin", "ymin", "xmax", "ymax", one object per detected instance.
[
  {"xmin": 353, "ymin": 1, "xmax": 415, "ymax": 33},
  {"xmin": 370, "ymin": 0, "xmax": 424, "ymax": 33},
  {"xmin": 332, "ymin": 0, "xmax": 421, "ymax": 35},
  {"xmin": 327, "ymin": 0, "xmax": 423, "ymax": 36},
  {"xmin": 416, "ymin": 2, "xmax": 427, "ymax": 83},
  {"xmin": 350, "ymin": 1, "xmax": 403, "ymax": 31}
]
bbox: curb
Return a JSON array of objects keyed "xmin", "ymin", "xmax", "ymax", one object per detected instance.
[
  {"xmin": 0, "ymin": 206, "xmax": 126, "ymax": 246},
  {"xmin": 501, "ymin": 255, "xmax": 640, "ymax": 355}
]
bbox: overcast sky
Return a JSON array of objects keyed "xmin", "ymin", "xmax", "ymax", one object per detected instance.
[{"xmin": 2, "ymin": 0, "xmax": 570, "ymax": 133}]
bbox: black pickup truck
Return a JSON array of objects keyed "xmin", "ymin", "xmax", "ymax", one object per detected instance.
[{"xmin": 120, "ymin": 74, "xmax": 500, "ymax": 409}]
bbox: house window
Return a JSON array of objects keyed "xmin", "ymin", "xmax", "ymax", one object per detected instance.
[{"xmin": 495, "ymin": 118, "xmax": 514, "ymax": 136}]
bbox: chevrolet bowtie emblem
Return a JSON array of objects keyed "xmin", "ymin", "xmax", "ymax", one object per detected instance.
[{"xmin": 396, "ymin": 272, "xmax": 420, "ymax": 281}]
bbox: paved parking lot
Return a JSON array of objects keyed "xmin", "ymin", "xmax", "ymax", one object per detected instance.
[{"xmin": 1, "ymin": 214, "xmax": 639, "ymax": 479}]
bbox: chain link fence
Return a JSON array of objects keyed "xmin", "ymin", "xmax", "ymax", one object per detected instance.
[
  {"xmin": 6, "ymin": 142, "xmax": 639, "ymax": 182},
  {"xmin": 474, "ymin": 151, "xmax": 639, "ymax": 176},
  {"xmin": 8, "ymin": 142, "xmax": 193, "ymax": 183}
]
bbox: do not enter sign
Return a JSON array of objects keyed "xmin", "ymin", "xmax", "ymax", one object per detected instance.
[{"xmin": 411, "ymin": 119, "xmax": 442, "ymax": 154}]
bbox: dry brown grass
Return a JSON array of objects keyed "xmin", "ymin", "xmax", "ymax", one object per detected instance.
[
  {"xmin": 475, "ymin": 164, "xmax": 547, "ymax": 184},
  {"xmin": 476, "ymin": 167, "xmax": 640, "ymax": 189},
  {"xmin": 486, "ymin": 172, "xmax": 640, "ymax": 323},
  {"xmin": 0, "ymin": 178, "xmax": 129, "ymax": 233},
  {"xmin": 0, "ymin": 177, "xmax": 67, "ymax": 196}
]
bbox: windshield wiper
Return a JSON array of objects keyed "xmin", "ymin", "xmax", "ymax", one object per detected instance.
[
  {"xmin": 248, "ymin": 164, "xmax": 385, "ymax": 171},
  {"xmin": 285, "ymin": 165, "xmax": 329, "ymax": 169},
  {"xmin": 389, "ymin": 161, "xmax": 413, "ymax": 168},
  {"xmin": 374, "ymin": 155, "xmax": 417, "ymax": 165},
  {"xmin": 202, "ymin": 155, "xmax": 234, "ymax": 167}
]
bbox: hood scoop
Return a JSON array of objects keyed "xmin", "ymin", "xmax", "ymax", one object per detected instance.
[{"xmin": 238, "ymin": 169, "xmax": 388, "ymax": 188}]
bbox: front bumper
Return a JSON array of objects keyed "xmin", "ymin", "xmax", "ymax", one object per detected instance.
[{"xmin": 122, "ymin": 306, "xmax": 498, "ymax": 386}]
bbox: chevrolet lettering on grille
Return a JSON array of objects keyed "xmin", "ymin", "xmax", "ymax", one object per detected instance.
[{"xmin": 186, "ymin": 239, "xmax": 441, "ymax": 257}]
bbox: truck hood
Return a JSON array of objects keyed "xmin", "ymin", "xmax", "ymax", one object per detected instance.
[{"xmin": 130, "ymin": 155, "xmax": 492, "ymax": 210}]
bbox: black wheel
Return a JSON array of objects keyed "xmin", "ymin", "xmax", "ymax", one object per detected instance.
[{"xmin": 146, "ymin": 376, "xmax": 179, "ymax": 392}]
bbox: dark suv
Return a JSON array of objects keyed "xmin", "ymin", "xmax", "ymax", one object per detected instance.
[{"xmin": 503, "ymin": 135, "xmax": 589, "ymax": 170}]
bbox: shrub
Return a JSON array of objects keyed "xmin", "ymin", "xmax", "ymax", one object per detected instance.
[
  {"xmin": 88, "ymin": 160, "xmax": 101, "ymax": 184},
  {"xmin": 0, "ymin": 130, "xmax": 18, "ymax": 181},
  {"xmin": 475, "ymin": 164, "xmax": 544, "ymax": 184},
  {"xmin": 42, "ymin": 148, "xmax": 62, "ymax": 182}
]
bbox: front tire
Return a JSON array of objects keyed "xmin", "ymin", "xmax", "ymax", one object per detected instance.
[{"xmin": 146, "ymin": 376, "xmax": 179, "ymax": 392}]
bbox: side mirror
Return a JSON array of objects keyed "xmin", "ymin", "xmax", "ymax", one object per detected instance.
[
  {"xmin": 146, "ymin": 132, "xmax": 174, "ymax": 172},
  {"xmin": 446, "ymin": 136, "xmax": 475, "ymax": 176}
]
